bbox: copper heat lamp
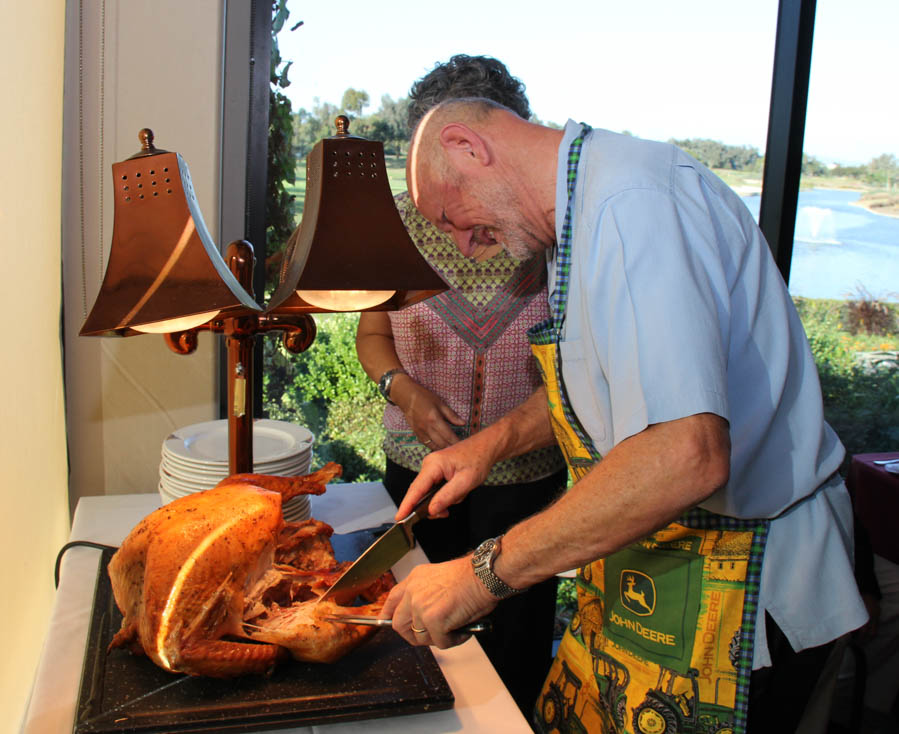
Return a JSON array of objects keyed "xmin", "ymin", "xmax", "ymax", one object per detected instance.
[
  {"xmin": 80, "ymin": 129, "xmax": 263, "ymax": 336},
  {"xmin": 268, "ymin": 116, "xmax": 446, "ymax": 312},
  {"xmin": 80, "ymin": 122, "xmax": 447, "ymax": 475}
]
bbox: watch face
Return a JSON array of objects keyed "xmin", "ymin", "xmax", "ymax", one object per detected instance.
[
  {"xmin": 378, "ymin": 372, "xmax": 394, "ymax": 401},
  {"xmin": 473, "ymin": 539, "xmax": 494, "ymax": 566}
]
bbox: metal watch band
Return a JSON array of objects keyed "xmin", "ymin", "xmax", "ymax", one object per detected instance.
[
  {"xmin": 472, "ymin": 536, "xmax": 521, "ymax": 600},
  {"xmin": 377, "ymin": 368, "xmax": 406, "ymax": 405}
]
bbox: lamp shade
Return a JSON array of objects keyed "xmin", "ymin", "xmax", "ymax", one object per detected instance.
[
  {"xmin": 267, "ymin": 116, "xmax": 447, "ymax": 314},
  {"xmin": 80, "ymin": 129, "xmax": 262, "ymax": 336}
]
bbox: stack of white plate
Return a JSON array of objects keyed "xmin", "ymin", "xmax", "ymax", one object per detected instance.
[{"xmin": 159, "ymin": 419, "xmax": 315, "ymax": 521}]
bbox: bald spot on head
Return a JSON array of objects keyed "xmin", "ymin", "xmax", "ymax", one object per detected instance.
[{"xmin": 407, "ymin": 98, "xmax": 510, "ymax": 208}]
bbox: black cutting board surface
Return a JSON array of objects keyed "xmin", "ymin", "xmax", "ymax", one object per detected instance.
[{"xmin": 73, "ymin": 528, "xmax": 454, "ymax": 733}]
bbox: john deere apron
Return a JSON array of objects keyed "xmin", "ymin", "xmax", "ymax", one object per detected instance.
[{"xmin": 530, "ymin": 127, "xmax": 768, "ymax": 734}]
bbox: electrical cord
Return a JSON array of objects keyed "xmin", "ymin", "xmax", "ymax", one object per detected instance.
[{"xmin": 54, "ymin": 541, "xmax": 118, "ymax": 589}]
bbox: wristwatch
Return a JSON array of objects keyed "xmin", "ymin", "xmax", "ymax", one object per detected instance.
[
  {"xmin": 472, "ymin": 536, "xmax": 521, "ymax": 599},
  {"xmin": 377, "ymin": 368, "xmax": 406, "ymax": 405}
]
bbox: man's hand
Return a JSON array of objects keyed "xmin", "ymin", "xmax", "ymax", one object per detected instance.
[
  {"xmin": 381, "ymin": 556, "xmax": 498, "ymax": 649},
  {"xmin": 395, "ymin": 386, "xmax": 556, "ymax": 522},
  {"xmin": 395, "ymin": 439, "xmax": 495, "ymax": 521}
]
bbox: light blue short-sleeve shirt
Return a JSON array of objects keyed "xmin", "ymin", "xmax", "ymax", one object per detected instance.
[{"xmin": 552, "ymin": 121, "xmax": 867, "ymax": 667}]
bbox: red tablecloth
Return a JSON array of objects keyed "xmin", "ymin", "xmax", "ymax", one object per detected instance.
[{"xmin": 848, "ymin": 452, "xmax": 899, "ymax": 565}]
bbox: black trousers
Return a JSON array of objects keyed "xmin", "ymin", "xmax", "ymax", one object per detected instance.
[
  {"xmin": 384, "ymin": 458, "xmax": 568, "ymax": 717},
  {"xmin": 747, "ymin": 612, "xmax": 837, "ymax": 733}
]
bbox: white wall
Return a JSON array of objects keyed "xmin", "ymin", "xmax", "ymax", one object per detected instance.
[
  {"xmin": 62, "ymin": 0, "xmax": 226, "ymax": 509},
  {"xmin": 1, "ymin": 1, "xmax": 228, "ymax": 730},
  {"xmin": 0, "ymin": 2, "xmax": 71, "ymax": 730}
]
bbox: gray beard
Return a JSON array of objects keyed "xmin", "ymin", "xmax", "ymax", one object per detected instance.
[{"xmin": 498, "ymin": 226, "xmax": 548, "ymax": 261}]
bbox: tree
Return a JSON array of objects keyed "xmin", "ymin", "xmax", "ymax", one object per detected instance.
[
  {"xmin": 668, "ymin": 138, "xmax": 761, "ymax": 171},
  {"xmin": 868, "ymin": 153, "xmax": 898, "ymax": 190},
  {"xmin": 802, "ymin": 153, "xmax": 827, "ymax": 177},
  {"xmin": 340, "ymin": 88, "xmax": 370, "ymax": 117},
  {"xmin": 292, "ymin": 100, "xmax": 341, "ymax": 157},
  {"xmin": 266, "ymin": 0, "xmax": 300, "ymax": 290},
  {"xmin": 369, "ymin": 94, "xmax": 411, "ymax": 157},
  {"xmin": 831, "ymin": 163, "xmax": 866, "ymax": 180}
]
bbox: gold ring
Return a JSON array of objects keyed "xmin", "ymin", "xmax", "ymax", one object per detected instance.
[
  {"xmin": 411, "ymin": 625, "xmax": 426, "ymax": 634},
  {"xmin": 423, "ymin": 439, "xmax": 432, "ymax": 445}
]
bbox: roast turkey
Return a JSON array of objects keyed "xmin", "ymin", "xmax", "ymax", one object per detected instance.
[{"xmin": 107, "ymin": 464, "xmax": 393, "ymax": 677}]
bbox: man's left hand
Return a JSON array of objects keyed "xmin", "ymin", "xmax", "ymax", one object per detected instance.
[{"xmin": 381, "ymin": 556, "xmax": 499, "ymax": 649}]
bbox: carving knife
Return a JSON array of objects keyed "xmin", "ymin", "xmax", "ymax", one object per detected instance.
[{"xmin": 317, "ymin": 485, "xmax": 441, "ymax": 603}]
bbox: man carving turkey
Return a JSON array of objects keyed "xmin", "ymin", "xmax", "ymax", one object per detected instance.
[{"xmin": 381, "ymin": 98, "xmax": 867, "ymax": 732}]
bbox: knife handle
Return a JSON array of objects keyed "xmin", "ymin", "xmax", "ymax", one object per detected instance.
[
  {"xmin": 457, "ymin": 619, "xmax": 492, "ymax": 634},
  {"xmin": 405, "ymin": 485, "xmax": 440, "ymax": 523},
  {"xmin": 397, "ymin": 483, "xmax": 444, "ymax": 549}
]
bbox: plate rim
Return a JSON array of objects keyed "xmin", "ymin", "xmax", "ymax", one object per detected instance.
[{"xmin": 163, "ymin": 419, "xmax": 314, "ymax": 465}]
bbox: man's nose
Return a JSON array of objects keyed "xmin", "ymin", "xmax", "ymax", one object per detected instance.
[{"xmin": 448, "ymin": 226, "xmax": 474, "ymax": 256}]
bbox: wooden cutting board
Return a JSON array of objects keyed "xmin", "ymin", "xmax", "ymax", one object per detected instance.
[{"xmin": 73, "ymin": 529, "xmax": 453, "ymax": 733}]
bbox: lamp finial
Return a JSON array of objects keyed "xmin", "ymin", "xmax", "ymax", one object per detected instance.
[
  {"xmin": 139, "ymin": 128, "xmax": 156, "ymax": 152},
  {"xmin": 129, "ymin": 128, "xmax": 168, "ymax": 158}
]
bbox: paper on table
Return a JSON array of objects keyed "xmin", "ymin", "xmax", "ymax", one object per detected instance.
[
  {"xmin": 309, "ymin": 481, "xmax": 397, "ymax": 534},
  {"xmin": 885, "ymin": 463, "xmax": 899, "ymax": 475}
]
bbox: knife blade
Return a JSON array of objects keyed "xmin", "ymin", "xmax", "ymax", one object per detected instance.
[
  {"xmin": 322, "ymin": 614, "xmax": 491, "ymax": 635},
  {"xmin": 317, "ymin": 485, "xmax": 441, "ymax": 603}
]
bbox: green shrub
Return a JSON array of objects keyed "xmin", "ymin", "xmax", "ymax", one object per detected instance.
[
  {"xmin": 263, "ymin": 313, "xmax": 386, "ymax": 481},
  {"xmin": 794, "ymin": 297, "xmax": 899, "ymax": 467},
  {"xmin": 555, "ymin": 578, "xmax": 579, "ymax": 636},
  {"xmin": 820, "ymin": 367, "xmax": 899, "ymax": 469},
  {"xmin": 794, "ymin": 298, "xmax": 856, "ymax": 377}
]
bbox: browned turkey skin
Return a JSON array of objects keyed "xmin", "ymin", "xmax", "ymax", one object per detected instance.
[{"xmin": 107, "ymin": 463, "xmax": 394, "ymax": 677}]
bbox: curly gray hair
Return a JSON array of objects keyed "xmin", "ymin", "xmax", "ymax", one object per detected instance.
[{"xmin": 407, "ymin": 54, "xmax": 531, "ymax": 131}]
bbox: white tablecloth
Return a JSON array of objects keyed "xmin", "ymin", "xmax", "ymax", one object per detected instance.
[{"xmin": 22, "ymin": 482, "xmax": 531, "ymax": 733}]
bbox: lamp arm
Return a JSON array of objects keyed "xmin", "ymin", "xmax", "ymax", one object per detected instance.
[
  {"xmin": 162, "ymin": 323, "xmax": 217, "ymax": 355},
  {"xmin": 257, "ymin": 313, "xmax": 317, "ymax": 354}
]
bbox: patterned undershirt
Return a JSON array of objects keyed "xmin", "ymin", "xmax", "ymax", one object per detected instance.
[{"xmin": 384, "ymin": 192, "xmax": 565, "ymax": 485}]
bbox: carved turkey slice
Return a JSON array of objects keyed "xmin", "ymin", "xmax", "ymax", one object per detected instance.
[{"xmin": 107, "ymin": 463, "xmax": 394, "ymax": 677}]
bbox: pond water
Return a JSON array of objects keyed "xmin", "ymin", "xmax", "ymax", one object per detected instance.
[{"xmin": 740, "ymin": 189, "xmax": 899, "ymax": 302}]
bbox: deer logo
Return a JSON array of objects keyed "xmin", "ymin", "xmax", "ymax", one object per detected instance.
[{"xmin": 620, "ymin": 571, "xmax": 655, "ymax": 616}]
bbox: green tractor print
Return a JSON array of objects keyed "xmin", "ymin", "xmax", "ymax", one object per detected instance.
[
  {"xmin": 539, "ymin": 659, "xmax": 590, "ymax": 734},
  {"xmin": 631, "ymin": 666, "xmax": 734, "ymax": 734},
  {"xmin": 577, "ymin": 598, "xmax": 630, "ymax": 731},
  {"xmin": 590, "ymin": 646, "xmax": 630, "ymax": 730}
]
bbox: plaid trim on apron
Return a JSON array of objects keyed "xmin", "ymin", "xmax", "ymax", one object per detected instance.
[{"xmin": 529, "ymin": 125, "xmax": 768, "ymax": 734}]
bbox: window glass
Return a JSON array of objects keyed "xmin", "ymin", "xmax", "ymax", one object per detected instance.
[
  {"xmin": 279, "ymin": 0, "xmax": 779, "ymax": 171},
  {"xmin": 273, "ymin": 0, "xmax": 781, "ymax": 296},
  {"xmin": 267, "ymin": 1, "xmax": 784, "ymax": 480},
  {"xmin": 779, "ymin": 0, "xmax": 899, "ymax": 458}
]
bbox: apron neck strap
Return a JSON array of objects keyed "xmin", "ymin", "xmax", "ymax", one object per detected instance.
[{"xmin": 550, "ymin": 124, "xmax": 592, "ymax": 329}]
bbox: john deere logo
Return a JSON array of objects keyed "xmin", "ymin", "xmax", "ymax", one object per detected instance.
[{"xmin": 620, "ymin": 570, "xmax": 655, "ymax": 616}]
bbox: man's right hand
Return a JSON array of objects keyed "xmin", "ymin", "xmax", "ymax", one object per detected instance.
[
  {"xmin": 395, "ymin": 436, "xmax": 495, "ymax": 521},
  {"xmin": 395, "ymin": 385, "xmax": 556, "ymax": 521}
]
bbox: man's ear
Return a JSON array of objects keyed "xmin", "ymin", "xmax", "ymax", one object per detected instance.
[{"xmin": 439, "ymin": 123, "xmax": 491, "ymax": 169}]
